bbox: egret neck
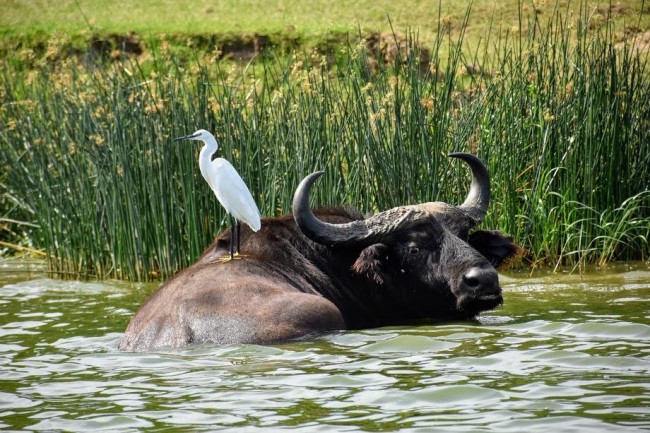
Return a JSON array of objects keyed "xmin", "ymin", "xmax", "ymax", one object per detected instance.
[{"xmin": 198, "ymin": 134, "xmax": 219, "ymax": 189}]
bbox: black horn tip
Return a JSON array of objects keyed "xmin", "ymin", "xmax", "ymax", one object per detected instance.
[
  {"xmin": 293, "ymin": 171, "xmax": 324, "ymax": 201},
  {"xmin": 448, "ymin": 152, "xmax": 480, "ymax": 163},
  {"xmin": 447, "ymin": 152, "xmax": 489, "ymax": 178},
  {"xmin": 292, "ymin": 171, "xmax": 324, "ymax": 215},
  {"xmin": 306, "ymin": 170, "xmax": 325, "ymax": 181}
]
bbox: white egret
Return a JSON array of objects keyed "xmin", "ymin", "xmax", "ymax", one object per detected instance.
[{"xmin": 174, "ymin": 129, "xmax": 261, "ymax": 261}]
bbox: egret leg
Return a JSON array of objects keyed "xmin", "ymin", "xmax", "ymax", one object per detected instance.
[
  {"xmin": 236, "ymin": 220, "xmax": 241, "ymax": 254},
  {"xmin": 229, "ymin": 218, "xmax": 235, "ymax": 260},
  {"xmin": 233, "ymin": 220, "xmax": 248, "ymax": 258},
  {"xmin": 213, "ymin": 217, "xmax": 245, "ymax": 263}
]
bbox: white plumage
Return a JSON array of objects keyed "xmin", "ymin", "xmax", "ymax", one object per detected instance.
[{"xmin": 174, "ymin": 129, "xmax": 261, "ymax": 259}]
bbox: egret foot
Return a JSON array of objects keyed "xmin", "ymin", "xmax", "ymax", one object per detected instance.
[{"xmin": 211, "ymin": 252, "xmax": 247, "ymax": 264}]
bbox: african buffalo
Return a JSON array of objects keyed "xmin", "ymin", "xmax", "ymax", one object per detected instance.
[{"xmin": 119, "ymin": 153, "xmax": 519, "ymax": 351}]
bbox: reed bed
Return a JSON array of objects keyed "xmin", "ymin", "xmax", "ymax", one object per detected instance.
[{"xmin": 1, "ymin": 3, "xmax": 649, "ymax": 280}]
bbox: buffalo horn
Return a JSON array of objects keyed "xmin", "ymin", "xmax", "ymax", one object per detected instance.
[
  {"xmin": 448, "ymin": 152, "xmax": 490, "ymax": 224},
  {"xmin": 293, "ymin": 171, "xmax": 427, "ymax": 246}
]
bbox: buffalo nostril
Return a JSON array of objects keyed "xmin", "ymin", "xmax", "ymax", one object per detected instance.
[
  {"xmin": 463, "ymin": 274, "xmax": 480, "ymax": 289},
  {"xmin": 462, "ymin": 267, "xmax": 500, "ymax": 295}
]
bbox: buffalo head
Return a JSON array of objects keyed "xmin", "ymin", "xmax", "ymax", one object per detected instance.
[{"xmin": 292, "ymin": 153, "xmax": 519, "ymax": 322}]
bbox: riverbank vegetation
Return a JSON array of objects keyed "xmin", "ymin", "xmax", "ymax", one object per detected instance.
[
  {"xmin": 1, "ymin": 1, "xmax": 649, "ymax": 280},
  {"xmin": 4, "ymin": 0, "xmax": 647, "ymax": 51}
]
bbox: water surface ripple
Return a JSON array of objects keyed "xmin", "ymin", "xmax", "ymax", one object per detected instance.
[{"xmin": 1, "ymin": 262, "xmax": 649, "ymax": 432}]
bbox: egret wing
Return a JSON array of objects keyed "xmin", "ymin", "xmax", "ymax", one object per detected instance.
[{"xmin": 210, "ymin": 159, "xmax": 261, "ymax": 231}]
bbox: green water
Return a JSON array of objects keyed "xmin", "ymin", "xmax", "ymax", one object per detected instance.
[{"xmin": 1, "ymin": 260, "xmax": 648, "ymax": 432}]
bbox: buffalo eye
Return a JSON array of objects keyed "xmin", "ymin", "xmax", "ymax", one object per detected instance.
[{"xmin": 409, "ymin": 246, "xmax": 420, "ymax": 255}]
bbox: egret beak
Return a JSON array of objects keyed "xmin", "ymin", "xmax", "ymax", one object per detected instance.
[{"xmin": 173, "ymin": 132, "xmax": 201, "ymax": 141}]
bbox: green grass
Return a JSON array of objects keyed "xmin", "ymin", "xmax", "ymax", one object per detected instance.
[
  {"xmin": 2, "ymin": 0, "xmax": 649, "ymax": 52},
  {"xmin": 1, "ymin": 1, "xmax": 649, "ymax": 280},
  {"xmin": 5, "ymin": 0, "xmax": 547, "ymax": 36}
]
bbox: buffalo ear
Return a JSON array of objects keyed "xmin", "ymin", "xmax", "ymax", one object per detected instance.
[
  {"xmin": 468, "ymin": 230, "xmax": 522, "ymax": 270},
  {"xmin": 351, "ymin": 244, "xmax": 390, "ymax": 285}
]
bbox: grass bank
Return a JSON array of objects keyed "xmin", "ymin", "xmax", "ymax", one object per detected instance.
[
  {"xmin": 1, "ymin": 2, "xmax": 649, "ymax": 280},
  {"xmin": 7, "ymin": 0, "xmax": 649, "ymax": 38},
  {"xmin": 2, "ymin": 0, "xmax": 649, "ymax": 65}
]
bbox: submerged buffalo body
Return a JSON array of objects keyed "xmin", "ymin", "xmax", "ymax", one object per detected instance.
[{"xmin": 119, "ymin": 154, "xmax": 519, "ymax": 351}]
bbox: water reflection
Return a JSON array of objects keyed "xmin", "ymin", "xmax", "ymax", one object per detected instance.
[{"xmin": 0, "ymin": 261, "xmax": 648, "ymax": 432}]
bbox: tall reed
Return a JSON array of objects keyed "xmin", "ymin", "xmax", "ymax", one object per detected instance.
[{"xmin": 1, "ymin": 1, "xmax": 648, "ymax": 279}]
